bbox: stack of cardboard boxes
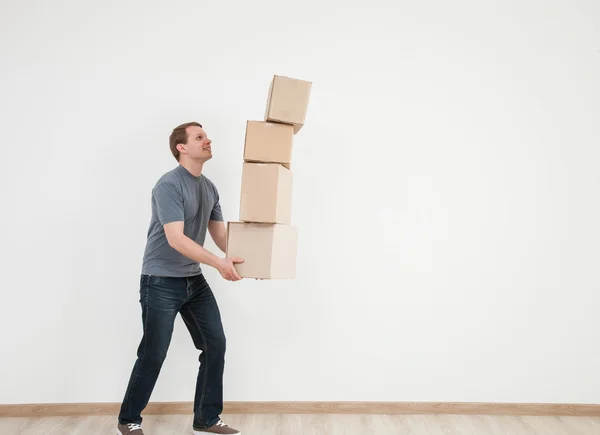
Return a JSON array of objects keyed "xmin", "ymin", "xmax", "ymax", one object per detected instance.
[{"xmin": 226, "ymin": 75, "xmax": 312, "ymax": 279}]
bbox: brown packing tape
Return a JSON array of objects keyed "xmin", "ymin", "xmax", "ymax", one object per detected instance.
[{"xmin": 243, "ymin": 159, "xmax": 290, "ymax": 170}]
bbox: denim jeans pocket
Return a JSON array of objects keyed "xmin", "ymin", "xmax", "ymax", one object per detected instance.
[{"xmin": 139, "ymin": 275, "xmax": 149, "ymax": 303}]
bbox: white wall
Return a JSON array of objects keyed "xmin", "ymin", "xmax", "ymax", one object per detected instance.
[{"xmin": 1, "ymin": 0, "xmax": 599, "ymax": 405}]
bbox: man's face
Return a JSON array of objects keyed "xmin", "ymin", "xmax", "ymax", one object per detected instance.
[{"xmin": 179, "ymin": 125, "xmax": 212, "ymax": 161}]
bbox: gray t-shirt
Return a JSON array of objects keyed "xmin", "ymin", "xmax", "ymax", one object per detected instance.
[{"xmin": 141, "ymin": 164, "xmax": 223, "ymax": 277}]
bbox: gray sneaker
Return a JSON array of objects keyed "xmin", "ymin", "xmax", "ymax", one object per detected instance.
[
  {"xmin": 117, "ymin": 422, "xmax": 144, "ymax": 434},
  {"xmin": 193, "ymin": 419, "xmax": 241, "ymax": 434}
]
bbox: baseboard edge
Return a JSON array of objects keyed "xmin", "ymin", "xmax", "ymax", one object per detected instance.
[{"xmin": 1, "ymin": 401, "xmax": 599, "ymax": 418}]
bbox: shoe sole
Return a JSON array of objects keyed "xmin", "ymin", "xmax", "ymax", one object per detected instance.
[{"xmin": 192, "ymin": 430, "xmax": 241, "ymax": 435}]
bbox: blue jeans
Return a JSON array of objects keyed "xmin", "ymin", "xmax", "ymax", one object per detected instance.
[{"xmin": 118, "ymin": 274, "xmax": 226, "ymax": 429}]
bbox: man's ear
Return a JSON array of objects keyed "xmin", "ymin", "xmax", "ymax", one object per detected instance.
[{"xmin": 177, "ymin": 143, "xmax": 187, "ymax": 154}]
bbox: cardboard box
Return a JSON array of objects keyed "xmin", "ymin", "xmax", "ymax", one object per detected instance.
[
  {"xmin": 264, "ymin": 75, "xmax": 312, "ymax": 134},
  {"xmin": 243, "ymin": 121, "xmax": 294, "ymax": 169},
  {"xmin": 226, "ymin": 222, "xmax": 298, "ymax": 279},
  {"xmin": 240, "ymin": 162, "xmax": 292, "ymax": 224}
]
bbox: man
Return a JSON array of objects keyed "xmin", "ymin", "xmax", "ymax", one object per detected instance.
[{"xmin": 117, "ymin": 122, "xmax": 244, "ymax": 435}]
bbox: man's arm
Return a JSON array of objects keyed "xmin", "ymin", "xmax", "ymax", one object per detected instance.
[
  {"xmin": 164, "ymin": 221, "xmax": 243, "ymax": 281},
  {"xmin": 208, "ymin": 219, "xmax": 227, "ymax": 253}
]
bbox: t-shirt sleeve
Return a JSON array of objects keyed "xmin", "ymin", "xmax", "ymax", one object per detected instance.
[
  {"xmin": 153, "ymin": 182, "xmax": 185, "ymax": 225},
  {"xmin": 210, "ymin": 186, "xmax": 224, "ymax": 221}
]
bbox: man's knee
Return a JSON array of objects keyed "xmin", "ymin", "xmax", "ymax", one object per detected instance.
[
  {"xmin": 211, "ymin": 332, "xmax": 226, "ymax": 356},
  {"xmin": 141, "ymin": 347, "xmax": 169, "ymax": 371},
  {"xmin": 137, "ymin": 332, "xmax": 172, "ymax": 370}
]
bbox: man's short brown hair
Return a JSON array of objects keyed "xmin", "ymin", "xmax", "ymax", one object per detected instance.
[{"xmin": 169, "ymin": 122, "xmax": 203, "ymax": 161}]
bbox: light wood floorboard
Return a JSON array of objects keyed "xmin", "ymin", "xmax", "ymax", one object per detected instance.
[{"xmin": 1, "ymin": 413, "xmax": 600, "ymax": 434}]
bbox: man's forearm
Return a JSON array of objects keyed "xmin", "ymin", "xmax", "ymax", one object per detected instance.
[
  {"xmin": 169, "ymin": 234, "xmax": 222, "ymax": 268},
  {"xmin": 214, "ymin": 233, "xmax": 227, "ymax": 254}
]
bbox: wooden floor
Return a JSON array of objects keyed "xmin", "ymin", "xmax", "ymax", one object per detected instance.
[{"xmin": 1, "ymin": 413, "xmax": 600, "ymax": 434}]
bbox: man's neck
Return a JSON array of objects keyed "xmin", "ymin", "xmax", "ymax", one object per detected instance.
[{"xmin": 179, "ymin": 159, "xmax": 204, "ymax": 177}]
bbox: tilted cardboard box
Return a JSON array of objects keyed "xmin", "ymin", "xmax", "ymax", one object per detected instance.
[
  {"xmin": 226, "ymin": 222, "xmax": 298, "ymax": 279},
  {"xmin": 264, "ymin": 75, "xmax": 312, "ymax": 134},
  {"xmin": 239, "ymin": 162, "xmax": 292, "ymax": 224},
  {"xmin": 243, "ymin": 121, "xmax": 294, "ymax": 169}
]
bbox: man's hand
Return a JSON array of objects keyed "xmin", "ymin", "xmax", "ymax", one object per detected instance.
[
  {"xmin": 217, "ymin": 257, "xmax": 244, "ymax": 281},
  {"xmin": 164, "ymin": 222, "xmax": 244, "ymax": 281}
]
